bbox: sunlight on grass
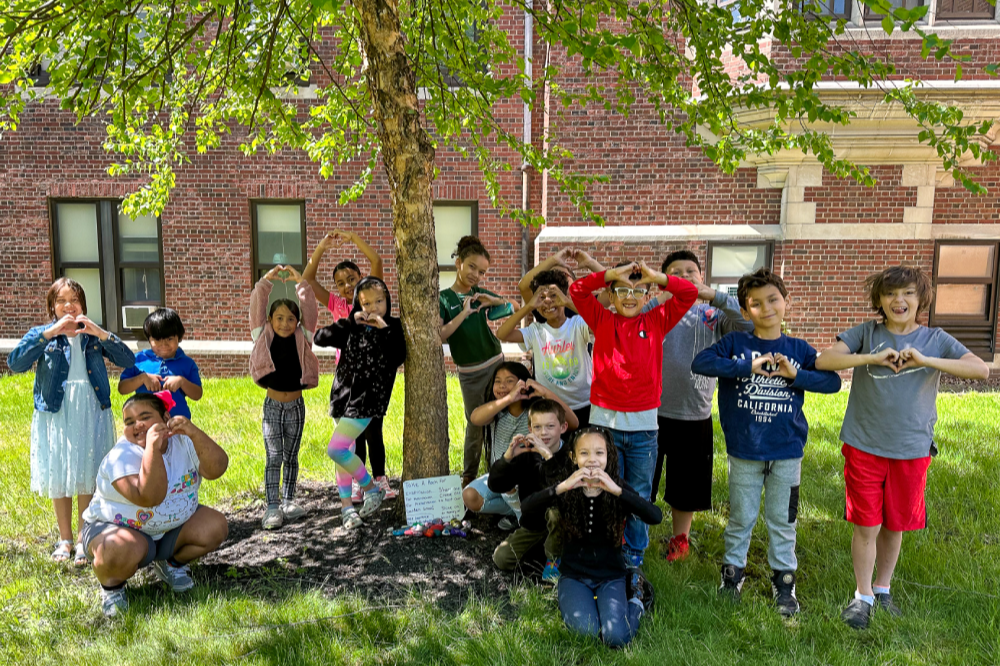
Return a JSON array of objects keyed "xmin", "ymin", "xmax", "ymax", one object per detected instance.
[{"xmin": 1, "ymin": 373, "xmax": 998, "ymax": 665}]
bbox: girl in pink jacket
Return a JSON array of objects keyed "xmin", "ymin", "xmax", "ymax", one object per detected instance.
[{"xmin": 250, "ymin": 265, "xmax": 320, "ymax": 531}]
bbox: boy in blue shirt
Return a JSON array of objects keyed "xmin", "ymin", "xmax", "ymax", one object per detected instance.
[
  {"xmin": 692, "ymin": 268, "xmax": 840, "ymax": 617},
  {"xmin": 118, "ymin": 308, "xmax": 203, "ymax": 419}
]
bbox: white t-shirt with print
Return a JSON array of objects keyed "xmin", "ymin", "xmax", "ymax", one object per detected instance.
[
  {"xmin": 83, "ymin": 434, "xmax": 202, "ymax": 539},
  {"xmin": 519, "ymin": 316, "xmax": 594, "ymax": 410}
]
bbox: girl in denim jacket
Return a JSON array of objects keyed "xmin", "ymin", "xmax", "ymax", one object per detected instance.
[{"xmin": 7, "ymin": 278, "xmax": 136, "ymax": 565}]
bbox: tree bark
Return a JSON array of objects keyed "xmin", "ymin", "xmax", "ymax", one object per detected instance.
[{"xmin": 354, "ymin": 0, "xmax": 450, "ymax": 483}]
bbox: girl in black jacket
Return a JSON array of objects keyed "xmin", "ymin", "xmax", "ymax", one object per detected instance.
[
  {"xmin": 521, "ymin": 427, "xmax": 662, "ymax": 647},
  {"xmin": 313, "ymin": 277, "xmax": 405, "ymax": 529}
]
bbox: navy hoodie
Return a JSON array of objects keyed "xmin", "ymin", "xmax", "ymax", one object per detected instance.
[
  {"xmin": 691, "ymin": 332, "xmax": 841, "ymax": 460},
  {"xmin": 313, "ymin": 277, "xmax": 406, "ymax": 419}
]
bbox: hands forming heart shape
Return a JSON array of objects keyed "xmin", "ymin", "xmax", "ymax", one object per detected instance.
[
  {"xmin": 871, "ymin": 347, "xmax": 926, "ymax": 373},
  {"xmin": 353, "ymin": 310, "xmax": 387, "ymax": 329},
  {"xmin": 265, "ymin": 264, "xmax": 302, "ymax": 283},
  {"xmin": 750, "ymin": 353, "xmax": 798, "ymax": 380},
  {"xmin": 49, "ymin": 313, "xmax": 101, "ymax": 339}
]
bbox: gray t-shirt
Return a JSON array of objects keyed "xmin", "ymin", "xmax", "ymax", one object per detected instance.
[
  {"xmin": 837, "ymin": 321, "xmax": 970, "ymax": 460},
  {"xmin": 642, "ymin": 290, "xmax": 753, "ymax": 420},
  {"xmin": 489, "ymin": 408, "xmax": 530, "ymax": 466}
]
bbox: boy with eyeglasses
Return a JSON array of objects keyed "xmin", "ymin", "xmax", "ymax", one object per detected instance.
[
  {"xmin": 569, "ymin": 260, "xmax": 698, "ymax": 568},
  {"xmin": 692, "ymin": 268, "xmax": 841, "ymax": 618}
]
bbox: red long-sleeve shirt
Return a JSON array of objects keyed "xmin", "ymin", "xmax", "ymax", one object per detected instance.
[{"xmin": 569, "ymin": 271, "xmax": 698, "ymax": 413}]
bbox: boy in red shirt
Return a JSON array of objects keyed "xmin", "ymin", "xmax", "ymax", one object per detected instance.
[{"xmin": 569, "ymin": 261, "xmax": 697, "ymax": 567}]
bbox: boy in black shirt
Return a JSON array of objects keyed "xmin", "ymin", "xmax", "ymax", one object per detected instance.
[{"xmin": 489, "ymin": 399, "xmax": 569, "ymax": 576}]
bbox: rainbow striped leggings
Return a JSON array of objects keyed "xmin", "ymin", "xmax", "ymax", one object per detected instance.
[{"xmin": 327, "ymin": 417, "xmax": 375, "ymax": 501}]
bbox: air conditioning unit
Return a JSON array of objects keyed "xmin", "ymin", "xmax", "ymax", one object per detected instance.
[
  {"xmin": 122, "ymin": 305, "xmax": 157, "ymax": 329},
  {"xmin": 714, "ymin": 284, "xmax": 740, "ymax": 298}
]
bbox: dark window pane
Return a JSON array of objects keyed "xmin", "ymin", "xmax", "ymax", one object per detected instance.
[{"xmin": 122, "ymin": 268, "xmax": 162, "ymax": 302}]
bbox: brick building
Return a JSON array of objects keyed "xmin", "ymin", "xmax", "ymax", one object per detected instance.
[{"xmin": 4, "ymin": 4, "xmax": 1000, "ymax": 375}]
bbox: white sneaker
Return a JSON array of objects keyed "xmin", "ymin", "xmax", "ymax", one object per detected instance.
[
  {"xmin": 376, "ymin": 476, "xmax": 397, "ymax": 500},
  {"xmin": 358, "ymin": 488, "xmax": 385, "ymax": 518},
  {"xmin": 100, "ymin": 586, "xmax": 128, "ymax": 618},
  {"xmin": 342, "ymin": 508, "xmax": 363, "ymax": 530},
  {"xmin": 280, "ymin": 500, "xmax": 307, "ymax": 520},
  {"xmin": 261, "ymin": 506, "xmax": 284, "ymax": 530},
  {"xmin": 351, "ymin": 480, "xmax": 364, "ymax": 503},
  {"xmin": 152, "ymin": 560, "xmax": 194, "ymax": 592}
]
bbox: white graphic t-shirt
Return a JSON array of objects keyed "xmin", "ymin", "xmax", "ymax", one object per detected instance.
[
  {"xmin": 83, "ymin": 434, "xmax": 202, "ymax": 538},
  {"xmin": 519, "ymin": 316, "xmax": 594, "ymax": 410}
]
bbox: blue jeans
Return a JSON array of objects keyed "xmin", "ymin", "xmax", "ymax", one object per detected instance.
[
  {"xmin": 609, "ymin": 428, "xmax": 658, "ymax": 563},
  {"xmin": 465, "ymin": 473, "xmax": 519, "ymax": 519},
  {"xmin": 557, "ymin": 576, "xmax": 641, "ymax": 648}
]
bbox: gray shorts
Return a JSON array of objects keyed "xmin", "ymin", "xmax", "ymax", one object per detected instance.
[{"xmin": 81, "ymin": 519, "xmax": 188, "ymax": 569}]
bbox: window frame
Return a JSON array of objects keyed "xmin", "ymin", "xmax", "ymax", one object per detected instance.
[
  {"xmin": 249, "ymin": 199, "xmax": 308, "ymax": 286},
  {"xmin": 434, "ymin": 200, "xmax": 480, "ymax": 275},
  {"xmin": 930, "ymin": 239, "xmax": 1000, "ymax": 360},
  {"xmin": 863, "ymin": 0, "xmax": 925, "ymax": 21},
  {"xmin": 113, "ymin": 207, "xmax": 167, "ymax": 322},
  {"xmin": 49, "ymin": 198, "xmax": 165, "ymax": 337},
  {"xmin": 705, "ymin": 240, "xmax": 775, "ymax": 287},
  {"xmin": 935, "ymin": 0, "xmax": 996, "ymax": 21},
  {"xmin": 802, "ymin": 0, "xmax": 852, "ymax": 21}
]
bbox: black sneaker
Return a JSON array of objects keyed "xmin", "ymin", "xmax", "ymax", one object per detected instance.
[
  {"xmin": 841, "ymin": 598, "xmax": 874, "ymax": 629},
  {"xmin": 875, "ymin": 592, "xmax": 902, "ymax": 617},
  {"xmin": 770, "ymin": 570, "xmax": 800, "ymax": 617},
  {"xmin": 625, "ymin": 567, "xmax": 653, "ymax": 613},
  {"xmin": 626, "ymin": 567, "xmax": 656, "ymax": 615},
  {"xmin": 718, "ymin": 564, "xmax": 745, "ymax": 601}
]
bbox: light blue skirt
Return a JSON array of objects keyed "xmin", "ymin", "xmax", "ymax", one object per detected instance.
[{"xmin": 30, "ymin": 379, "xmax": 116, "ymax": 498}]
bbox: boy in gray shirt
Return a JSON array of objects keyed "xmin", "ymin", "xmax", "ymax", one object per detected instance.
[
  {"xmin": 642, "ymin": 250, "xmax": 753, "ymax": 562},
  {"xmin": 815, "ymin": 265, "xmax": 989, "ymax": 630}
]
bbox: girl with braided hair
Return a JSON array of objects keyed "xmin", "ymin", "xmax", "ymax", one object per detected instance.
[{"xmin": 520, "ymin": 427, "xmax": 662, "ymax": 648}]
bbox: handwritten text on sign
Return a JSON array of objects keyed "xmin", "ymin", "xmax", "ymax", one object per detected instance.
[{"xmin": 402, "ymin": 475, "xmax": 464, "ymax": 525}]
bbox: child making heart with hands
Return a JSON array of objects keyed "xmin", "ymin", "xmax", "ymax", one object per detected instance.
[
  {"xmin": 81, "ymin": 392, "xmax": 229, "ymax": 617},
  {"xmin": 813, "ymin": 265, "xmax": 989, "ymax": 629},
  {"xmin": 250, "ymin": 264, "xmax": 320, "ymax": 530},
  {"xmin": 463, "ymin": 363, "xmax": 578, "ymax": 527},
  {"xmin": 439, "ymin": 235, "xmax": 516, "ymax": 487},
  {"xmin": 313, "ymin": 277, "xmax": 406, "ymax": 530},
  {"xmin": 521, "ymin": 428, "xmax": 663, "ymax": 648},
  {"xmin": 303, "ymin": 230, "xmax": 395, "ymax": 501},
  {"xmin": 7, "ymin": 278, "xmax": 136, "ymax": 565}
]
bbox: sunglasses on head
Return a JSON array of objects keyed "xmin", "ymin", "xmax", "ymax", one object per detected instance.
[{"xmin": 612, "ymin": 286, "xmax": 649, "ymax": 299}]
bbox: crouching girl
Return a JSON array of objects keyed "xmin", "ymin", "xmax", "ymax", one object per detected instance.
[
  {"xmin": 521, "ymin": 427, "xmax": 661, "ymax": 648},
  {"xmin": 81, "ymin": 392, "xmax": 229, "ymax": 617}
]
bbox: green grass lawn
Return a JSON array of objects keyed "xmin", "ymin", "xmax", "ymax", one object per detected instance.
[{"xmin": 1, "ymin": 373, "xmax": 998, "ymax": 665}]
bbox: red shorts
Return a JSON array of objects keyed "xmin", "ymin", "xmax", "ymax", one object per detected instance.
[{"xmin": 842, "ymin": 443, "xmax": 931, "ymax": 532}]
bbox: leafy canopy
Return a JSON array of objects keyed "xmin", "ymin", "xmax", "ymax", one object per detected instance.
[{"xmin": 0, "ymin": 0, "xmax": 994, "ymax": 222}]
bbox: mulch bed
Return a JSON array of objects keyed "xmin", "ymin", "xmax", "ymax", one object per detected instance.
[{"xmin": 197, "ymin": 480, "xmax": 546, "ymax": 613}]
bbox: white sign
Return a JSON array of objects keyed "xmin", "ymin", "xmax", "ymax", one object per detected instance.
[{"xmin": 402, "ymin": 475, "xmax": 465, "ymax": 525}]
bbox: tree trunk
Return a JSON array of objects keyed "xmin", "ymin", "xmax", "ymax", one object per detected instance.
[{"xmin": 354, "ymin": 0, "xmax": 450, "ymax": 483}]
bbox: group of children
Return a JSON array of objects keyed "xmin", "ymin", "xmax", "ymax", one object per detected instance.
[{"xmin": 9, "ymin": 232, "xmax": 989, "ymax": 643}]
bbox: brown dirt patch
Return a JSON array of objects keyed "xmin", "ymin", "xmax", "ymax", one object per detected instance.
[{"xmin": 196, "ymin": 480, "xmax": 545, "ymax": 613}]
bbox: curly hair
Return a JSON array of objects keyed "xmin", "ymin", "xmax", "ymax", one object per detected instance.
[
  {"xmin": 556, "ymin": 428, "xmax": 627, "ymax": 543},
  {"xmin": 864, "ymin": 265, "xmax": 934, "ymax": 320}
]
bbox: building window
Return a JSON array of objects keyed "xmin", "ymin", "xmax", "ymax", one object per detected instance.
[
  {"xmin": 931, "ymin": 241, "xmax": 1000, "ymax": 360},
  {"xmin": 864, "ymin": 0, "xmax": 924, "ymax": 19},
  {"xmin": 433, "ymin": 201, "xmax": 478, "ymax": 291},
  {"xmin": 803, "ymin": 0, "xmax": 852, "ymax": 20},
  {"xmin": 705, "ymin": 241, "xmax": 774, "ymax": 297},
  {"xmin": 936, "ymin": 0, "xmax": 995, "ymax": 20},
  {"xmin": 50, "ymin": 200, "xmax": 164, "ymax": 333},
  {"xmin": 251, "ymin": 201, "xmax": 307, "ymax": 281}
]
